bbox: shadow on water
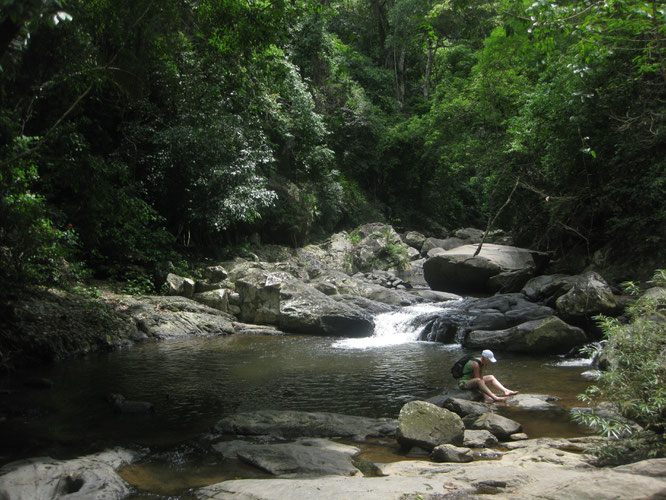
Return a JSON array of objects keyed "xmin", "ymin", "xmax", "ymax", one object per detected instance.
[{"xmin": 0, "ymin": 316, "xmax": 595, "ymax": 496}]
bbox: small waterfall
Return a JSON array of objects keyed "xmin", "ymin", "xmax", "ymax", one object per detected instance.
[{"xmin": 333, "ymin": 300, "xmax": 462, "ymax": 349}]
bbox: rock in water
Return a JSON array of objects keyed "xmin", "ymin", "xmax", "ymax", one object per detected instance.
[
  {"xmin": 107, "ymin": 393, "xmax": 154, "ymax": 414},
  {"xmin": 465, "ymin": 316, "xmax": 588, "ymax": 354},
  {"xmin": 396, "ymin": 401, "xmax": 465, "ymax": 450}
]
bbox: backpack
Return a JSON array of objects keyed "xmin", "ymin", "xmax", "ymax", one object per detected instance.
[{"xmin": 451, "ymin": 356, "xmax": 477, "ymax": 379}]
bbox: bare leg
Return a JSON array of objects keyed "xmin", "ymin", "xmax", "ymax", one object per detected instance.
[
  {"xmin": 483, "ymin": 375, "xmax": 519, "ymax": 396},
  {"xmin": 466, "ymin": 378, "xmax": 507, "ymax": 402}
]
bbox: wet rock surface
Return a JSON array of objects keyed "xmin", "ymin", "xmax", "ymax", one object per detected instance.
[
  {"xmin": 214, "ymin": 410, "xmax": 397, "ymax": 440},
  {"xmin": 508, "ymin": 394, "xmax": 562, "ymax": 411},
  {"xmin": 212, "ymin": 439, "xmax": 361, "ymax": 477}
]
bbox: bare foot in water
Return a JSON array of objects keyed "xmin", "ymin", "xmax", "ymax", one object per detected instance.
[
  {"xmin": 484, "ymin": 396, "xmax": 508, "ymax": 403},
  {"xmin": 504, "ymin": 390, "xmax": 519, "ymax": 396}
]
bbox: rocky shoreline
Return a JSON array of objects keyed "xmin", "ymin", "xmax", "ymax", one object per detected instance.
[
  {"xmin": 2, "ymin": 405, "xmax": 666, "ymax": 499},
  {"xmin": 1, "ymin": 222, "xmax": 664, "ymax": 498}
]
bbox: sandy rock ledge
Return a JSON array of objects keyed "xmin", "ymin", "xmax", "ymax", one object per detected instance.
[{"xmin": 194, "ymin": 438, "xmax": 666, "ymax": 500}]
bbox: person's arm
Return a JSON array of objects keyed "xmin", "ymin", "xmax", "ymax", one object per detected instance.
[{"xmin": 472, "ymin": 360, "xmax": 482, "ymax": 379}]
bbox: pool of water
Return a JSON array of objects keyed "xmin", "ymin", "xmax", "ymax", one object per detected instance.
[
  {"xmin": 1, "ymin": 335, "xmax": 592, "ymax": 455},
  {"xmin": 0, "ymin": 305, "xmax": 596, "ymax": 496}
]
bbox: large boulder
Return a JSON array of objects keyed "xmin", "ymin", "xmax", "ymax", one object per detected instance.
[
  {"xmin": 521, "ymin": 271, "xmax": 618, "ymax": 326},
  {"xmin": 278, "ymin": 281, "xmax": 374, "ymax": 336},
  {"xmin": 396, "ymin": 401, "xmax": 465, "ymax": 450},
  {"xmin": 466, "ymin": 294, "xmax": 554, "ymax": 331},
  {"xmin": 235, "ymin": 270, "xmax": 374, "ymax": 336},
  {"xmin": 555, "ymin": 271, "xmax": 618, "ymax": 323},
  {"xmin": 240, "ymin": 270, "xmax": 308, "ymax": 324},
  {"xmin": 465, "ymin": 316, "xmax": 588, "ymax": 354},
  {"xmin": 117, "ymin": 295, "xmax": 236, "ymax": 339},
  {"xmin": 0, "ymin": 448, "xmax": 136, "ymax": 500},
  {"xmin": 419, "ymin": 293, "xmax": 553, "ymax": 344},
  {"xmin": 423, "ymin": 244, "xmax": 539, "ymax": 294},
  {"xmin": 214, "ymin": 410, "xmax": 397, "ymax": 440}
]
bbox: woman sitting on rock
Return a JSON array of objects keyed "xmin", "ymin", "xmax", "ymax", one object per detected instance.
[{"xmin": 459, "ymin": 349, "xmax": 519, "ymax": 403}]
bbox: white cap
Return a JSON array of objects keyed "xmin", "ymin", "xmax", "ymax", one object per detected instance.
[{"xmin": 482, "ymin": 349, "xmax": 497, "ymax": 363}]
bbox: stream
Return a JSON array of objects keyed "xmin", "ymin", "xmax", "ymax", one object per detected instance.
[{"xmin": 0, "ymin": 302, "xmax": 595, "ymax": 497}]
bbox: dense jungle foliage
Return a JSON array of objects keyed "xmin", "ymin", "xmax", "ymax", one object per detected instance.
[
  {"xmin": 574, "ymin": 270, "xmax": 666, "ymax": 465},
  {"xmin": 1, "ymin": 0, "xmax": 665, "ymax": 288}
]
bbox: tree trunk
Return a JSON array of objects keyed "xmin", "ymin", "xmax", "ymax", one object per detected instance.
[
  {"xmin": 370, "ymin": 0, "xmax": 390, "ymax": 64},
  {"xmin": 474, "ymin": 177, "xmax": 520, "ymax": 256},
  {"xmin": 394, "ymin": 43, "xmax": 406, "ymax": 104},
  {"xmin": 424, "ymin": 38, "xmax": 434, "ymax": 99}
]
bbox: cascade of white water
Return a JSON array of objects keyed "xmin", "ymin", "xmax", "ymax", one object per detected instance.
[{"xmin": 332, "ymin": 300, "xmax": 461, "ymax": 349}]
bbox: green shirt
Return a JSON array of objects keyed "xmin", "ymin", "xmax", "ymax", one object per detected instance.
[{"xmin": 460, "ymin": 358, "xmax": 480, "ymax": 382}]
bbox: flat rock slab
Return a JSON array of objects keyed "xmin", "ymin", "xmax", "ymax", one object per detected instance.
[
  {"xmin": 212, "ymin": 439, "xmax": 360, "ymax": 477},
  {"xmin": 214, "ymin": 410, "xmax": 397, "ymax": 440},
  {"xmin": 508, "ymin": 394, "xmax": 562, "ymax": 411},
  {"xmin": 195, "ymin": 475, "xmax": 457, "ymax": 500},
  {"xmin": 196, "ymin": 440, "xmax": 666, "ymax": 500},
  {"xmin": 116, "ymin": 295, "xmax": 236, "ymax": 339}
]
